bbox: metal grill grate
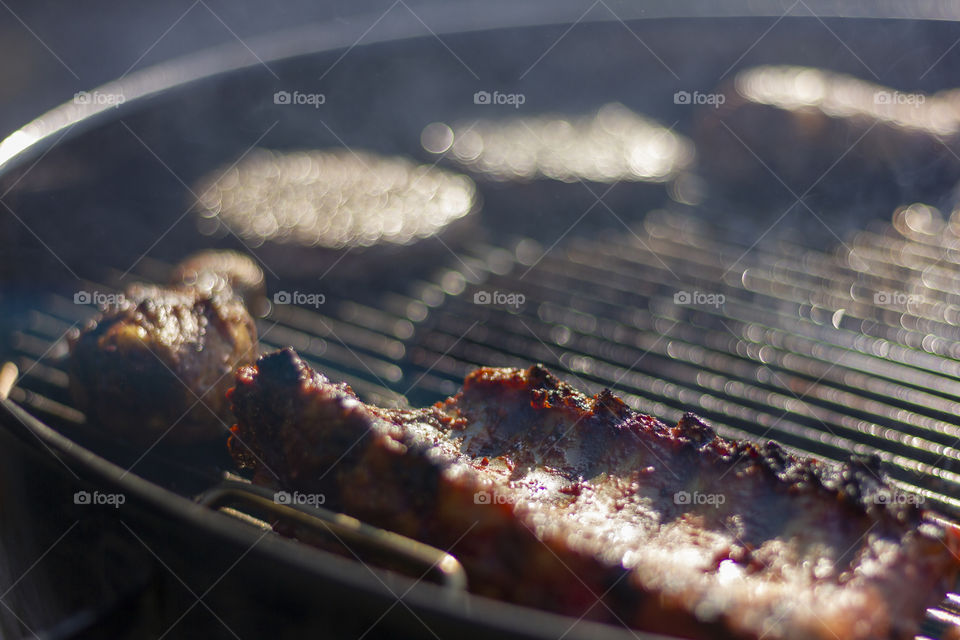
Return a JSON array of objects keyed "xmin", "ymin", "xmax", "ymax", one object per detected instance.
[{"xmin": 6, "ymin": 211, "xmax": 960, "ymax": 638}]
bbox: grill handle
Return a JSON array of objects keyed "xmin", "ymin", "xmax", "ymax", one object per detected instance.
[{"xmin": 196, "ymin": 481, "xmax": 468, "ymax": 591}]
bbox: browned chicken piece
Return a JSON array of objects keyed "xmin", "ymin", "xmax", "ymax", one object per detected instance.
[
  {"xmin": 230, "ymin": 348, "xmax": 960, "ymax": 640},
  {"xmin": 69, "ymin": 281, "xmax": 257, "ymax": 446}
]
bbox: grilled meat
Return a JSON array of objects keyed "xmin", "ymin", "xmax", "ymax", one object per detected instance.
[
  {"xmin": 69, "ymin": 282, "xmax": 257, "ymax": 445},
  {"xmin": 229, "ymin": 349, "xmax": 960, "ymax": 640}
]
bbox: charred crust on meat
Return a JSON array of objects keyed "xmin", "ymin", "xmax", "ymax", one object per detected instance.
[
  {"xmin": 256, "ymin": 347, "xmax": 314, "ymax": 386},
  {"xmin": 710, "ymin": 438, "xmax": 925, "ymax": 523},
  {"xmin": 831, "ymin": 454, "xmax": 923, "ymax": 523},
  {"xmin": 462, "ymin": 364, "xmax": 594, "ymax": 413},
  {"xmin": 593, "ymin": 388, "xmax": 631, "ymax": 418},
  {"xmin": 527, "ymin": 363, "xmax": 554, "ymax": 385},
  {"xmin": 675, "ymin": 412, "xmax": 716, "ymax": 446}
]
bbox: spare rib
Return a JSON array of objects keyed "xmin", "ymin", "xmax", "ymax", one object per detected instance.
[{"xmin": 229, "ymin": 348, "xmax": 960, "ymax": 640}]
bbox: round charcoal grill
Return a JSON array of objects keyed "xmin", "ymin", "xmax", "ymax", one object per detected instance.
[{"xmin": 4, "ymin": 6, "xmax": 960, "ymax": 639}]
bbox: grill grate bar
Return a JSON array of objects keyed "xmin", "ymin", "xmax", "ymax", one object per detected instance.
[
  {"xmin": 257, "ymin": 323, "xmax": 403, "ymax": 386},
  {"xmin": 640, "ymin": 213, "xmax": 960, "ymax": 364},
  {"xmin": 267, "ymin": 303, "xmax": 408, "ymax": 362},
  {"xmin": 336, "ymin": 301, "xmax": 417, "ymax": 341},
  {"xmin": 571, "ymin": 234, "xmax": 960, "ymax": 390},
  {"xmin": 8, "ymin": 386, "xmax": 85, "ymax": 425},
  {"xmin": 553, "ymin": 234, "xmax": 960, "ymax": 412}
]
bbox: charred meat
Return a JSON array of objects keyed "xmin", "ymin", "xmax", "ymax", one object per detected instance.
[
  {"xmin": 229, "ymin": 349, "xmax": 960, "ymax": 640},
  {"xmin": 69, "ymin": 282, "xmax": 257, "ymax": 445}
]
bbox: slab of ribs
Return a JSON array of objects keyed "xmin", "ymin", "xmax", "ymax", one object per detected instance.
[{"xmin": 229, "ymin": 348, "xmax": 960, "ymax": 640}]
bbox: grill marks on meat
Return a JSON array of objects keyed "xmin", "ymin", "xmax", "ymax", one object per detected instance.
[
  {"xmin": 69, "ymin": 283, "xmax": 257, "ymax": 444},
  {"xmin": 229, "ymin": 349, "xmax": 960, "ymax": 640}
]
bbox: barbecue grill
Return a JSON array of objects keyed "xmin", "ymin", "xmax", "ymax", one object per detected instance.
[{"xmin": 3, "ymin": 6, "xmax": 960, "ymax": 639}]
